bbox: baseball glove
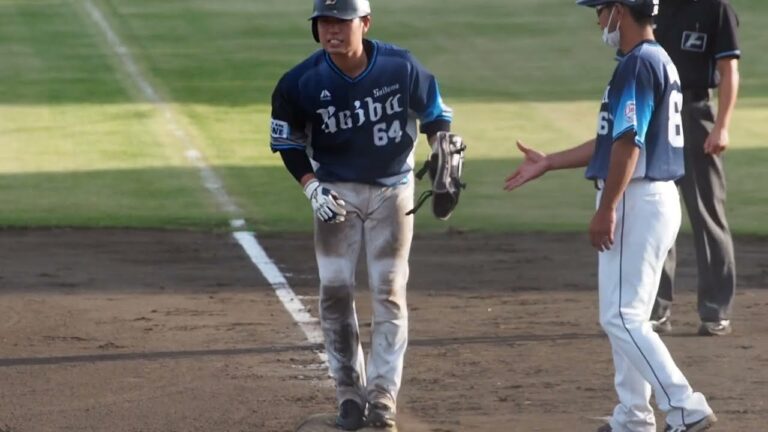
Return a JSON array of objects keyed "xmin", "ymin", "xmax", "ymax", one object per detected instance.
[{"xmin": 406, "ymin": 131, "xmax": 467, "ymax": 220}]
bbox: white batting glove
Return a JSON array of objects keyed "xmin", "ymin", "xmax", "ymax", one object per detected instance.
[{"xmin": 303, "ymin": 179, "xmax": 347, "ymax": 223}]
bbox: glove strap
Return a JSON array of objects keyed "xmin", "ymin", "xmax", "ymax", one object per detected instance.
[
  {"xmin": 414, "ymin": 159, "xmax": 432, "ymax": 181},
  {"xmin": 303, "ymin": 179, "xmax": 320, "ymax": 200},
  {"xmin": 405, "ymin": 190, "xmax": 433, "ymax": 216}
]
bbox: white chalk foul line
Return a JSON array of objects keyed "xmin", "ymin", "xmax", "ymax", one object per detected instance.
[
  {"xmin": 83, "ymin": 0, "xmax": 240, "ymax": 217},
  {"xmin": 233, "ymin": 232, "xmax": 324, "ymax": 345},
  {"xmin": 82, "ymin": 0, "xmax": 327, "ymax": 365}
]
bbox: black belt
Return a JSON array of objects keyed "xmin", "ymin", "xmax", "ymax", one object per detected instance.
[{"xmin": 682, "ymin": 88, "xmax": 711, "ymax": 103}]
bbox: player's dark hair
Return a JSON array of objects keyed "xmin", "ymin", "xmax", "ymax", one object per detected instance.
[{"xmin": 625, "ymin": 5, "xmax": 654, "ymax": 26}]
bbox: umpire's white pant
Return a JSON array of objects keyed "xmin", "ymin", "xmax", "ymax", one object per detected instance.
[
  {"xmin": 597, "ymin": 179, "xmax": 713, "ymax": 432},
  {"xmin": 314, "ymin": 179, "xmax": 413, "ymax": 411}
]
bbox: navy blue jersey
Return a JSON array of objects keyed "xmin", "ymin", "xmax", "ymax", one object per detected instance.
[
  {"xmin": 270, "ymin": 40, "xmax": 452, "ymax": 186},
  {"xmin": 585, "ymin": 41, "xmax": 685, "ymax": 181}
]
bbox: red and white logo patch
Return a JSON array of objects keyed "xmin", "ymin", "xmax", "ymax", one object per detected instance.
[{"xmin": 624, "ymin": 101, "xmax": 636, "ymax": 124}]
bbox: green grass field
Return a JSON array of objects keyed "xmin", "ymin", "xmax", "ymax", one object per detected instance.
[{"xmin": 1, "ymin": 0, "xmax": 766, "ymax": 233}]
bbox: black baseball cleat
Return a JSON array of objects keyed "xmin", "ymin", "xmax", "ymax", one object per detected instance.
[
  {"xmin": 335, "ymin": 399, "xmax": 366, "ymax": 431},
  {"xmin": 650, "ymin": 299, "xmax": 673, "ymax": 334},
  {"xmin": 596, "ymin": 423, "xmax": 612, "ymax": 432},
  {"xmin": 698, "ymin": 320, "xmax": 732, "ymax": 336},
  {"xmin": 367, "ymin": 402, "xmax": 396, "ymax": 429},
  {"xmin": 650, "ymin": 314, "xmax": 673, "ymax": 334},
  {"xmin": 664, "ymin": 413, "xmax": 717, "ymax": 431}
]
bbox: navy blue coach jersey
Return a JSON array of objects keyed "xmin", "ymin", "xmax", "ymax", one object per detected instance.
[
  {"xmin": 270, "ymin": 39, "xmax": 452, "ymax": 186},
  {"xmin": 585, "ymin": 41, "xmax": 685, "ymax": 181}
]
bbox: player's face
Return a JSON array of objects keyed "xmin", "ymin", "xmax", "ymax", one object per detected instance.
[
  {"xmin": 317, "ymin": 16, "xmax": 370, "ymax": 55},
  {"xmin": 596, "ymin": 3, "xmax": 620, "ymax": 32}
]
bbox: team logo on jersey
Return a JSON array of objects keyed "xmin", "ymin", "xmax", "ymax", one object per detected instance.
[
  {"xmin": 324, "ymin": 0, "xmax": 336, "ymax": 4},
  {"xmin": 270, "ymin": 118, "xmax": 289, "ymax": 139},
  {"xmin": 320, "ymin": 89, "xmax": 332, "ymax": 101},
  {"xmin": 316, "ymin": 94, "xmax": 404, "ymax": 134},
  {"xmin": 681, "ymin": 31, "xmax": 707, "ymax": 52},
  {"xmin": 624, "ymin": 101, "xmax": 636, "ymax": 124}
]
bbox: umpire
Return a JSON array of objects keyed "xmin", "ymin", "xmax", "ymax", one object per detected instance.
[{"xmin": 650, "ymin": 0, "xmax": 741, "ymax": 336}]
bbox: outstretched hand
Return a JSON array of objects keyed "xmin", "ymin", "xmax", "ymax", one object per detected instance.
[{"xmin": 504, "ymin": 140, "xmax": 549, "ymax": 191}]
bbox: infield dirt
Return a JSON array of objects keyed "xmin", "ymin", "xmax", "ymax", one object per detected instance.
[{"xmin": 0, "ymin": 229, "xmax": 766, "ymax": 431}]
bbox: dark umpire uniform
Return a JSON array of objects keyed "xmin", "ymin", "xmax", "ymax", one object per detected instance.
[{"xmin": 652, "ymin": 0, "xmax": 741, "ymax": 335}]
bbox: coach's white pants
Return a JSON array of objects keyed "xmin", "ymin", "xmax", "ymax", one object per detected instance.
[
  {"xmin": 598, "ymin": 180, "xmax": 713, "ymax": 432},
  {"xmin": 314, "ymin": 180, "xmax": 413, "ymax": 412}
]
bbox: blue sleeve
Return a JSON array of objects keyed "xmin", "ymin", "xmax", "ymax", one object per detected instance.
[
  {"xmin": 407, "ymin": 53, "xmax": 453, "ymax": 134},
  {"xmin": 610, "ymin": 56, "xmax": 655, "ymax": 148},
  {"xmin": 270, "ymin": 73, "xmax": 309, "ymax": 152}
]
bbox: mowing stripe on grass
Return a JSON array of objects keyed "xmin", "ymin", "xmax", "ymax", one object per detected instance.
[
  {"xmin": 83, "ymin": 0, "xmax": 239, "ymax": 217},
  {"xmin": 81, "ymin": 0, "xmax": 327, "ymax": 367}
]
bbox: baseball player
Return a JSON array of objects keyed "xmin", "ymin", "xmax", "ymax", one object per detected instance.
[
  {"xmin": 650, "ymin": 0, "xmax": 741, "ymax": 337},
  {"xmin": 505, "ymin": 1, "xmax": 715, "ymax": 430},
  {"xmin": 269, "ymin": 0, "xmax": 452, "ymax": 429}
]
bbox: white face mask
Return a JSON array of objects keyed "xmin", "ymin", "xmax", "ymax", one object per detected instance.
[{"xmin": 601, "ymin": 6, "xmax": 621, "ymax": 48}]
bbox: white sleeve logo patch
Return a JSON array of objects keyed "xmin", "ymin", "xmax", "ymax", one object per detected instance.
[
  {"xmin": 270, "ymin": 119, "xmax": 289, "ymax": 139},
  {"xmin": 624, "ymin": 101, "xmax": 636, "ymax": 124},
  {"xmin": 681, "ymin": 31, "xmax": 707, "ymax": 52}
]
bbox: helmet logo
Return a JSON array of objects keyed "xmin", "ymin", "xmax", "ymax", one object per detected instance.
[{"xmin": 325, "ymin": 0, "xmax": 336, "ymax": 4}]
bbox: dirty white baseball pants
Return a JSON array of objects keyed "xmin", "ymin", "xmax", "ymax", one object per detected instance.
[
  {"xmin": 314, "ymin": 179, "xmax": 413, "ymax": 412},
  {"xmin": 597, "ymin": 179, "xmax": 713, "ymax": 432}
]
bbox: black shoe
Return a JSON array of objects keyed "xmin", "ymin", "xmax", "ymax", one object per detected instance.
[
  {"xmin": 698, "ymin": 320, "xmax": 732, "ymax": 336},
  {"xmin": 664, "ymin": 413, "xmax": 717, "ymax": 431},
  {"xmin": 336, "ymin": 399, "xmax": 365, "ymax": 431},
  {"xmin": 650, "ymin": 314, "xmax": 672, "ymax": 334},
  {"xmin": 650, "ymin": 300, "xmax": 673, "ymax": 334},
  {"xmin": 649, "ymin": 297, "xmax": 672, "ymax": 334},
  {"xmin": 367, "ymin": 402, "xmax": 396, "ymax": 429},
  {"xmin": 596, "ymin": 423, "xmax": 612, "ymax": 432}
]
